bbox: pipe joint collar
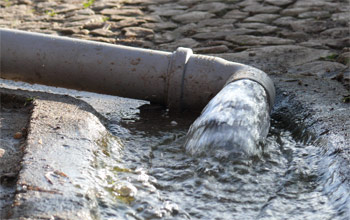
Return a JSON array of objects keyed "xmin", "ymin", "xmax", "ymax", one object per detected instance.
[
  {"xmin": 166, "ymin": 47, "xmax": 193, "ymax": 110},
  {"xmin": 226, "ymin": 66, "xmax": 275, "ymax": 112}
]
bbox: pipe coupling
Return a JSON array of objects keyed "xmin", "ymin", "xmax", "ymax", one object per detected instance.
[{"xmin": 166, "ymin": 47, "xmax": 193, "ymax": 110}]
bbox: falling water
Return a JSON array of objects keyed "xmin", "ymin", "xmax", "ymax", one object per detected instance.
[{"xmin": 185, "ymin": 79, "xmax": 270, "ymax": 160}]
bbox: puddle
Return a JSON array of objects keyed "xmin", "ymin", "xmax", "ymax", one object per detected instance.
[
  {"xmin": 91, "ymin": 107, "xmax": 345, "ymax": 220},
  {"xmin": 0, "ymin": 79, "xmax": 348, "ymax": 219}
]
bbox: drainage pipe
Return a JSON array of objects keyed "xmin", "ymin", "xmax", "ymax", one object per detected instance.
[{"xmin": 0, "ymin": 28, "xmax": 275, "ymax": 112}]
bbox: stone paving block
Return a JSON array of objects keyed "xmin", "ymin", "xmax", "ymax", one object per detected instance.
[
  {"xmin": 331, "ymin": 12, "xmax": 350, "ymax": 22},
  {"xmin": 298, "ymin": 11, "xmax": 331, "ymax": 19},
  {"xmin": 188, "ymin": 2, "xmax": 227, "ymax": 13},
  {"xmin": 114, "ymin": 18, "xmax": 147, "ymax": 28},
  {"xmin": 148, "ymin": 3, "xmax": 187, "ymax": 11},
  {"xmin": 265, "ymin": 0, "xmax": 294, "ymax": 7},
  {"xmin": 242, "ymin": 4, "xmax": 281, "ymax": 14},
  {"xmin": 123, "ymin": 26, "xmax": 154, "ymax": 37},
  {"xmin": 294, "ymin": 0, "xmax": 338, "ymax": 9},
  {"xmin": 197, "ymin": 18, "xmax": 236, "ymax": 27},
  {"xmin": 226, "ymin": 35, "xmax": 295, "ymax": 46},
  {"xmin": 215, "ymin": 45, "xmax": 332, "ymax": 73},
  {"xmin": 273, "ymin": 16, "xmax": 297, "ymax": 27},
  {"xmin": 142, "ymin": 21, "xmax": 178, "ymax": 31},
  {"xmin": 243, "ymin": 13, "xmax": 280, "ymax": 23},
  {"xmin": 101, "ymin": 8, "xmax": 144, "ymax": 16},
  {"xmin": 193, "ymin": 45, "xmax": 229, "ymax": 54},
  {"xmin": 279, "ymin": 30, "xmax": 309, "ymax": 42},
  {"xmin": 192, "ymin": 28, "xmax": 258, "ymax": 40},
  {"xmin": 151, "ymin": 9, "xmax": 186, "ymax": 17},
  {"xmin": 90, "ymin": 28, "xmax": 118, "ymax": 37},
  {"xmin": 280, "ymin": 8, "xmax": 309, "ymax": 17},
  {"xmin": 54, "ymin": 4, "xmax": 81, "ymax": 14},
  {"xmin": 159, "ymin": 37, "xmax": 199, "ymax": 50},
  {"xmin": 321, "ymin": 27, "xmax": 350, "ymax": 39},
  {"xmin": 172, "ymin": 11, "xmax": 215, "ymax": 24},
  {"xmin": 290, "ymin": 19, "xmax": 329, "ymax": 33},
  {"xmin": 223, "ymin": 9, "xmax": 249, "ymax": 20}
]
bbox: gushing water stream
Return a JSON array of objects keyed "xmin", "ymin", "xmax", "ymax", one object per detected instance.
[
  {"xmin": 185, "ymin": 80, "xmax": 270, "ymax": 159},
  {"xmin": 94, "ymin": 78, "xmax": 345, "ymax": 219}
]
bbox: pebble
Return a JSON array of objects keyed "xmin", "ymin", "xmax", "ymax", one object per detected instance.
[
  {"xmin": 0, "ymin": 148, "xmax": 5, "ymax": 158},
  {"xmin": 14, "ymin": 132, "xmax": 23, "ymax": 139},
  {"xmin": 170, "ymin": 121, "xmax": 178, "ymax": 126}
]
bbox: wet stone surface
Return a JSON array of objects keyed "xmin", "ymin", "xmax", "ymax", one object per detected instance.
[{"xmin": 0, "ymin": 93, "xmax": 32, "ymax": 219}]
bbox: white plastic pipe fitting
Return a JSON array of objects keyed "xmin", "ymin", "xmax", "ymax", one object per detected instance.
[{"xmin": 0, "ymin": 28, "xmax": 275, "ymax": 112}]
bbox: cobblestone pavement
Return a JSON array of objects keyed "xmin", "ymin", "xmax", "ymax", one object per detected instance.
[{"xmin": 0, "ymin": 0, "xmax": 349, "ymax": 90}]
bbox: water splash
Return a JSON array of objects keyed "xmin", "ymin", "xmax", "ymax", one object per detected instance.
[{"xmin": 185, "ymin": 79, "xmax": 270, "ymax": 159}]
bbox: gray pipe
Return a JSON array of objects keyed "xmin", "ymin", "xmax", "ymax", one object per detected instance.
[{"xmin": 0, "ymin": 28, "xmax": 275, "ymax": 112}]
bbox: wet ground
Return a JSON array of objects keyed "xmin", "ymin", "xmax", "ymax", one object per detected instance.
[
  {"xmin": 0, "ymin": 94, "xmax": 32, "ymax": 219},
  {"xmin": 94, "ymin": 107, "xmax": 344, "ymax": 220},
  {"xmin": 0, "ymin": 78, "xmax": 348, "ymax": 219}
]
